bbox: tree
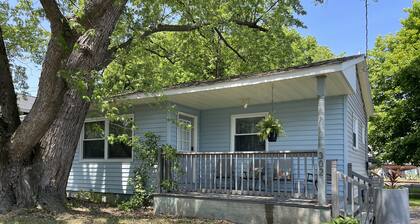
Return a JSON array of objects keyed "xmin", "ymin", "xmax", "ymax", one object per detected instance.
[
  {"xmin": 368, "ymin": 2, "xmax": 420, "ymax": 165},
  {"xmin": 0, "ymin": 0, "xmax": 330, "ymax": 213}
]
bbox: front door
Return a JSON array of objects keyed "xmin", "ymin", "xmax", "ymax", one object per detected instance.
[{"xmin": 177, "ymin": 113, "xmax": 196, "ymax": 152}]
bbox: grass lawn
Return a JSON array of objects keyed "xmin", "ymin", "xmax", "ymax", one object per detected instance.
[
  {"xmin": 0, "ymin": 204, "xmax": 230, "ymax": 224},
  {"xmin": 410, "ymin": 194, "xmax": 420, "ymax": 207}
]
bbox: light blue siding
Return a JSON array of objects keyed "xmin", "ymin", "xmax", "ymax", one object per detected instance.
[
  {"xmin": 199, "ymin": 96, "xmax": 346, "ymax": 172},
  {"xmin": 68, "ymin": 95, "xmax": 349, "ymax": 194},
  {"xmin": 345, "ymin": 72, "xmax": 368, "ymax": 176},
  {"xmin": 67, "ymin": 104, "xmax": 168, "ymax": 194}
]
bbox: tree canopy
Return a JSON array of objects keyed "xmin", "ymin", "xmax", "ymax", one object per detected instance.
[
  {"xmin": 368, "ymin": 1, "xmax": 420, "ymax": 165},
  {"xmin": 0, "ymin": 0, "xmax": 334, "ymax": 212}
]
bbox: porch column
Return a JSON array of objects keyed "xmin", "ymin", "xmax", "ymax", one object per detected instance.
[{"xmin": 317, "ymin": 75, "xmax": 326, "ymax": 205}]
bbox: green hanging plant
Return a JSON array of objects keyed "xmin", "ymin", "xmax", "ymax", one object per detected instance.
[{"xmin": 256, "ymin": 113, "xmax": 285, "ymax": 142}]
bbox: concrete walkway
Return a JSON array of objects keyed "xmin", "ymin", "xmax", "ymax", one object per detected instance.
[{"xmin": 410, "ymin": 207, "xmax": 420, "ymax": 224}]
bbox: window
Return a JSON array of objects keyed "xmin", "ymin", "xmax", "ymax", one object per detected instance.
[
  {"xmin": 361, "ymin": 125, "xmax": 366, "ymax": 146},
  {"xmin": 177, "ymin": 113, "xmax": 197, "ymax": 152},
  {"xmin": 108, "ymin": 120, "xmax": 133, "ymax": 158},
  {"xmin": 353, "ymin": 117, "xmax": 359, "ymax": 149},
  {"xmin": 82, "ymin": 117, "xmax": 133, "ymax": 161},
  {"xmin": 83, "ymin": 121, "xmax": 105, "ymax": 159},
  {"xmin": 232, "ymin": 113, "xmax": 267, "ymax": 152}
]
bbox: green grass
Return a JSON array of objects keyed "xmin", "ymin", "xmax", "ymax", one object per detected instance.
[{"xmin": 410, "ymin": 194, "xmax": 420, "ymax": 207}]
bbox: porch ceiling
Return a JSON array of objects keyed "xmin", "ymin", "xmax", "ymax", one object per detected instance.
[
  {"xmin": 166, "ymin": 72, "xmax": 350, "ymax": 109},
  {"xmin": 127, "ymin": 71, "xmax": 351, "ymax": 110}
]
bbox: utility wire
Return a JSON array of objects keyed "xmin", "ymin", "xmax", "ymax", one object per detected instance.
[{"xmin": 365, "ymin": 0, "xmax": 369, "ymax": 56}]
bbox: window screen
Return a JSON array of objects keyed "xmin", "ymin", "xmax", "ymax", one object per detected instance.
[
  {"xmin": 83, "ymin": 121, "xmax": 105, "ymax": 159},
  {"xmin": 108, "ymin": 119, "xmax": 132, "ymax": 159},
  {"xmin": 234, "ymin": 116, "xmax": 265, "ymax": 151}
]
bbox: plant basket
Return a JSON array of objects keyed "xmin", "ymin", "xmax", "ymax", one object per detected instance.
[{"xmin": 268, "ymin": 132, "xmax": 278, "ymax": 142}]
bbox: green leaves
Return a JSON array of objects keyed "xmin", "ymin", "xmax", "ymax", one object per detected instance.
[
  {"xmin": 256, "ymin": 113, "xmax": 285, "ymax": 141},
  {"xmin": 368, "ymin": 1, "xmax": 420, "ymax": 165}
]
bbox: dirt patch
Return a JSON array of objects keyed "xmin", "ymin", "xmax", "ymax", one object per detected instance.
[{"xmin": 0, "ymin": 203, "xmax": 231, "ymax": 224}]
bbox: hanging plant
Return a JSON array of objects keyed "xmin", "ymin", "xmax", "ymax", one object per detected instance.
[{"xmin": 256, "ymin": 113, "xmax": 285, "ymax": 142}]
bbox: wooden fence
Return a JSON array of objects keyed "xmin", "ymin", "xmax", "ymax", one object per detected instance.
[{"xmin": 331, "ymin": 160, "xmax": 383, "ymax": 224}]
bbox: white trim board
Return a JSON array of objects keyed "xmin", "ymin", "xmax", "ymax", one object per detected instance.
[
  {"xmin": 177, "ymin": 112, "xmax": 199, "ymax": 152},
  {"xmin": 230, "ymin": 112, "xmax": 268, "ymax": 152},
  {"xmin": 80, "ymin": 115, "xmax": 134, "ymax": 163}
]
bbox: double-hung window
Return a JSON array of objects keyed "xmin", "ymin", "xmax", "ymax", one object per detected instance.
[
  {"xmin": 353, "ymin": 117, "xmax": 359, "ymax": 150},
  {"xmin": 83, "ymin": 120, "xmax": 106, "ymax": 159},
  {"xmin": 232, "ymin": 113, "xmax": 267, "ymax": 152},
  {"xmin": 82, "ymin": 116, "xmax": 133, "ymax": 161}
]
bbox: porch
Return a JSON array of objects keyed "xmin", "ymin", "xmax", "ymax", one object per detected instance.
[
  {"xmin": 121, "ymin": 55, "xmax": 377, "ymax": 223},
  {"xmin": 154, "ymin": 151, "xmax": 380, "ymax": 224},
  {"xmin": 159, "ymin": 151, "xmax": 319, "ymax": 199}
]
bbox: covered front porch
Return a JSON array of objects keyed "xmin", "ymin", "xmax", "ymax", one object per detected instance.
[{"xmin": 123, "ymin": 56, "xmax": 375, "ymax": 223}]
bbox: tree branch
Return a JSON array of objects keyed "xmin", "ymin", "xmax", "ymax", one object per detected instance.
[
  {"xmin": 232, "ymin": 20, "xmax": 268, "ymax": 32},
  {"xmin": 0, "ymin": 27, "xmax": 20, "ymax": 136},
  {"xmin": 141, "ymin": 23, "xmax": 205, "ymax": 38},
  {"xmin": 40, "ymin": 0, "xmax": 70, "ymax": 33},
  {"xmin": 79, "ymin": 0, "xmax": 114, "ymax": 28},
  {"xmin": 8, "ymin": 0, "xmax": 79, "ymax": 161},
  {"xmin": 98, "ymin": 37, "xmax": 133, "ymax": 70},
  {"xmin": 255, "ymin": 0, "xmax": 280, "ymax": 23},
  {"xmin": 214, "ymin": 28, "xmax": 246, "ymax": 62},
  {"xmin": 141, "ymin": 20, "xmax": 268, "ymax": 38},
  {"xmin": 145, "ymin": 48, "xmax": 175, "ymax": 64}
]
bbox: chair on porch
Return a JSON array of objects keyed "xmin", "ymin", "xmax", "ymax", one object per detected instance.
[
  {"xmin": 307, "ymin": 160, "xmax": 333, "ymax": 191},
  {"xmin": 272, "ymin": 159, "xmax": 293, "ymax": 193},
  {"xmin": 241, "ymin": 159, "xmax": 266, "ymax": 191}
]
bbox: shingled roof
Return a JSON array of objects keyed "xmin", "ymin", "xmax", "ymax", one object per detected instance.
[{"xmin": 117, "ymin": 54, "xmax": 364, "ymax": 97}]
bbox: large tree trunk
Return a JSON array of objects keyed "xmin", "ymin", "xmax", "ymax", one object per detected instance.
[
  {"xmin": 0, "ymin": 0, "xmax": 127, "ymax": 213},
  {"xmin": 35, "ymin": 89, "xmax": 91, "ymax": 211}
]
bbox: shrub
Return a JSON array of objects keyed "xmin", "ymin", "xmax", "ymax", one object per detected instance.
[
  {"xmin": 326, "ymin": 216, "xmax": 359, "ymax": 224},
  {"xmin": 118, "ymin": 132, "xmax": 178, "ymax": 211}
]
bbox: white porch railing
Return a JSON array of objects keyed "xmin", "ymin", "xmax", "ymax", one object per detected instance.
[
  {"xmin": 331, "ymin": 160, "xmax": 384, "ymax": 224},
  {"xmin": 157, "ymin": 151, "xmax": 318, "ymax": 199}
]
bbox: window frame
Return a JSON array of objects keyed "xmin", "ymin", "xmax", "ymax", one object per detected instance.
[
  {"xmin": 352, "ymin": 116, "xmax": 359, "ymax": 150},
  {"xmin": 230, "ymin": 112, "xmax": 268, "ymax": 152},
  {"xmin": 361, "ymin": 124, "xmax": 366, "ymax": 146},
  {"xmin": 176, "ymin": 112, "xmax": 198, "ymax": 152},
  {"xmin": 80, "ymin": 115, "xmax": 134, "ymax": 162}
]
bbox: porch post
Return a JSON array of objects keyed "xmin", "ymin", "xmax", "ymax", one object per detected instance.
[{"xmin": 317, "ymin": 75, "xmax": 326, "ymax": 205}]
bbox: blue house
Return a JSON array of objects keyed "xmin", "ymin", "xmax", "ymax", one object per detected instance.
[{"xmin": 67, "ymin": 55, "xmax": 374, "ymax": 223}]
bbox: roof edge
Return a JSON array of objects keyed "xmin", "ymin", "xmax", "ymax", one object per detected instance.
[{"xmin": 122, "ymin": 55, "xmax": 366, "ymax": 100}]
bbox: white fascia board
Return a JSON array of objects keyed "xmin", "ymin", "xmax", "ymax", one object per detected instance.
[{"xmin": 356, "ymin": 62, "xmax": 375, "ymax": 117}]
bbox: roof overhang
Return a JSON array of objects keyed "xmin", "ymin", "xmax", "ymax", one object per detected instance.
[{"xmin": 121, "ymin": 55, "xmax": 374, "ymax": 115}]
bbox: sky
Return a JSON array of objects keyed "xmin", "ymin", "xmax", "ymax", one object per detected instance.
[
  {"xmin": 298, "ymin": 0, "xmax": 412, "ymax": 55},
  {"xmin": 24, "ymin": 0, "xmax": 413, "ymax": 96}
]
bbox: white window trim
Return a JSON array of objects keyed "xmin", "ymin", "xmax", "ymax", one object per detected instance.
[
  {"xmin": 176, "ymin": 112, "xmax": 198, "ymax": 152},
  {"xmin": 361, "ymin": 124, "xmax": 366, "ymax": 146},
  {"xmin": 230, "ymin": 112, "xmax": 268, "ymax": 152},
  {"xmin": 80, "ymin": 115, "xmax": 134, "ymax": 163},
  {"xmin": 353, "ymin": 116, "xmax": 359, "ymax": 150}
]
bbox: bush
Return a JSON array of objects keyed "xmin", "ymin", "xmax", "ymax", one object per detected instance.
[
  {"xmin": 118, "ymin": 132, "xmax": 178, "ymax": 211},
  {"xmin": 326, "ymin": 216, "xmax": 359, "ymax": 224}
]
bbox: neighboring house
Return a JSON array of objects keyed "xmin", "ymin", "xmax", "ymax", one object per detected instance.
[
  {"xmin": 16, "ymin": 94, "xmax": 36, "ymax": 119},
  {"xmin": 18, "ymin": 55, "xmax": 375, "ymax": 223}
]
